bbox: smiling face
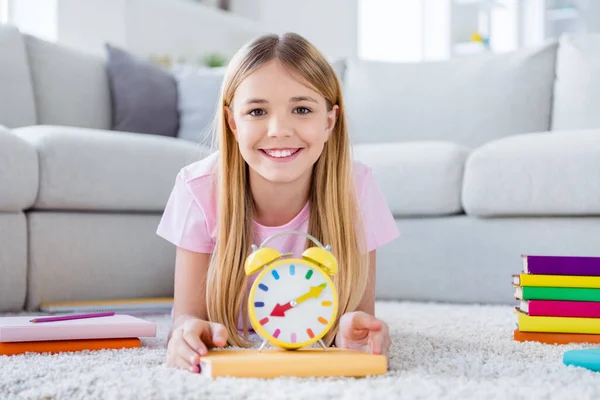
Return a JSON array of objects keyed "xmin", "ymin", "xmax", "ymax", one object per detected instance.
[{"xmin": 225, "ymin": 60, "xmax": 338, "ymax": 185}]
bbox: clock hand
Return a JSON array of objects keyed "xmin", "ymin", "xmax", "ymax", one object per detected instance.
[
  {"xmin": 270, "ymin": 283, "xmax": 327, "ymax": 317},
  {"xmin": 269, "ymin": 302, "xmax": 293, "ymax": 317},
  {"xmin": 295, "ymin": 283, "xmax": 327, "ymax": 305}
]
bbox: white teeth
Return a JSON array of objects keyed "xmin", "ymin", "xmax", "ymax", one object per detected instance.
[{"xmin": 264, "ymin": 149, "xmax": 297, "ymax": 158}]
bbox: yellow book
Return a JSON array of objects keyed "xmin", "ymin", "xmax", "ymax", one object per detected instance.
[
  {"xmin": 39, "ymin": 298, "xmax": 173, "ymax": 313},
  {"xmin": 513, "ymin": 274, "xmax": 600, "ymax": 288},
  {"xmin": 198, "ymin": 348, "xmax": 387, "ymax": 378},
  {"xmin": 515, "ymin": 309, "xmax": 600, "ymax": 334}
]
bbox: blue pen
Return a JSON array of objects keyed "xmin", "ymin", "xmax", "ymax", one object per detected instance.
[{"xmin": 563, "ymin": 348, "xmax": 600, "ymax": 372}]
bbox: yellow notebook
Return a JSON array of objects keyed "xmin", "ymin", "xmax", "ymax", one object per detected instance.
[
  {"xmin": 515, "ymin": 309, "xmax": 600, "ymax": 334},
  {"xmin": 198, "ymin": 348, "xmax": 388, "ymax": 378},
  {"xmin": 39, "ymin": 298, "xmax": 173, "ymax": 313},
  {"xmin": 513, "ymin": 274, "xmax": 600, "ymax": 289}
]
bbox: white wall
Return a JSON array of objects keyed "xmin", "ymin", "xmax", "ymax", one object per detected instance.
[
  {"xmin": 230, "ymin": 0, "xmax": 261, "ymax": 21},
  {"xmin": 125, "ymin": 0, "xmax": 263, "ymax": 62},
  {"xmin": 57, "ymin": 0, "xmax": 127, "ymax": 57},
  {"xmin": 8, "ymin": 0, "xmax": 263, "ymax": 62},
  {"xmin": 9, "ymin": 0, "xmax": 57, "ymax": 42},
  {"xmin": 586, "ymin": 2, "xmax": 600, "ymax": 34},
  {"xmin": 7, "ymin": 0, "xmax": 355, "ymax": 61},
  {"xmin": 233, "ymin": 0, "xmax": 358, "ymax": 60}
]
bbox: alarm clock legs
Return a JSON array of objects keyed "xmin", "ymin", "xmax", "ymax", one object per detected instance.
[
  {"xmin": 258, "ymin": 339, "xmax": 269, "ymax": 352},
  {"xmin": 318, "ymin": 339, "xmax": 328, "ymax": 351}
]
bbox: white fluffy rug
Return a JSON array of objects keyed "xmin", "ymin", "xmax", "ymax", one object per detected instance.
[{"xmin": 2, "ymin": 301, "xmax": 600, "ymax": 400}]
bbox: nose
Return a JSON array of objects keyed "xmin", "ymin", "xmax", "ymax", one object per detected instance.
[{"xmin": 267, "ymin": 113, "xmax": 293, "ymax": 138}]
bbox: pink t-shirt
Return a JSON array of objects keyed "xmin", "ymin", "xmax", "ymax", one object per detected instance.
[{"xmin": 156, "ymin": 151, "xmax": 400, "ymax": 328}]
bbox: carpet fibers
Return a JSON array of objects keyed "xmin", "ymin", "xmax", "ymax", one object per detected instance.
[{"xmin": 2, "ymin": 301, "xmax": 600, "ymax": 400}]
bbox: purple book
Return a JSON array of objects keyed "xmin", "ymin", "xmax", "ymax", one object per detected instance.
[{"xmin": 522, "ymin": 255, "xmax": 600, "ymax": 276}]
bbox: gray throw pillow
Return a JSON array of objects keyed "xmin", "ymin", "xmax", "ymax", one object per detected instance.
[
  {"xmin": 171, "ymin": 64, "xmax": 225, "ymax": 147},
  {"xmin": 105, "ymin": 43, "xmax": 178, "ymax": 137},
  {"xmin": 330, "ymin": 58, "xmax": 346, "ymax": 84}
]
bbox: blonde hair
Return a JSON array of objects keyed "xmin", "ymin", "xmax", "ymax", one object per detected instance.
[{"xmin": 206, "ymin": 32, "xmax": 368, "ymax": 347}]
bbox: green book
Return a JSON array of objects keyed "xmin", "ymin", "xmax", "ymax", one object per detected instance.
[{"xmin": 515, "ymin": 286, "xmax": 600, "ymax": 302}]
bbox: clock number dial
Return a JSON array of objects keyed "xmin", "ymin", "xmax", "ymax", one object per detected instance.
[{"xmin": 251, "ymin": 262, "xmax": 336, "ymax": 346}]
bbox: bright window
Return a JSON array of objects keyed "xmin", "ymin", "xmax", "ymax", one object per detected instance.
[
  {"xmin": 0, "ymin": 0, "xmax": 8, "ymax": 23},
  {"xmin": 358, "ymin": 0, "xmax": 519, "ymax": 63},
  {"xmin": 358, "ymin": 0, "xmax": 424, "ymax": 63}
]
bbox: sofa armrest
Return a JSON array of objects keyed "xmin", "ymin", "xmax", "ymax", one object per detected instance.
[
  {"xmin": 0, "ymin": 125, "xmax": 38, "ymax": 212},
  {"xmin": 462, "ymin": 129, "xmax": 600, "ymax": 217},
  {"xmin": 12, "ymin": 125, "xmax": 210, "ymax": 212}
]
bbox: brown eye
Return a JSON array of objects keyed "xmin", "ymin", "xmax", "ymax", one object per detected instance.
[
  {"xmin": 249, "ymin": 109, "xmax": 266, "ymax": 116},
  {"xmin": 294, "ymin": 107, "xmax": 311, "ymax": 115}
]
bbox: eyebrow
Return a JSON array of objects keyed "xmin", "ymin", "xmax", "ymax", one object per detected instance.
[
  {"xmin": 242, "ymin": 96, "xmax": 319, "ymax": 105},
  {"xmin": 291, "ymin": 96, "xmax": 318, "ymax": 103},
  {"xmin": 243, "ymin": 98, "xmax": 268, "ymax": 105}
]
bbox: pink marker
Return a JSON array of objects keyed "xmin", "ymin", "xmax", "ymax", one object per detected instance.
[{"xmin": 29, "ymin": 312, "xmax": 115, "ymax": 323}]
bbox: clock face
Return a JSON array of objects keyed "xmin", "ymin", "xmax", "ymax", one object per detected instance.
[{"xmin": 249, "ymin": 259, "xmax": 338, "ymax": 348}]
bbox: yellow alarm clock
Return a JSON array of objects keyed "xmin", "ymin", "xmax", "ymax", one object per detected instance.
[{"xmin": 244, "ymin": 230, "xmax": 339, "ymax": 351}]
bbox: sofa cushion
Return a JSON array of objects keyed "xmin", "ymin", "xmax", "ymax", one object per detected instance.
[
  {"xmin": 0, "ymin": 25, "xmax": 37, "ymax": 128},
  {"xmin": 0, "ymin": 126, "xmax": 38, "ymax": 212},
  {"xmin": 0, "ymin": 213, "xmax": 28, "ymax": 311},
  {"xmin": 12, "ymin": 126, "xmax": 211, "ymax": 212},
  {"xmin": 551, "ymin": 34, "xmax": 600, "ymax": 132},
  {"xmin": 462, "ymin": 130, "xmax": 600, "ymax": 217},
  {"xmin": 171, "ymin": 64, "xmax": 224, "ymax": 145},
  {"xmin": 331, "ymin": 58, "xmax": 346, "ymax": 83},
  {"xmin": 24, "ymin": 35, "xmax": 111, "ymax": 130},
  {"xmin": 26, "ymin": 212, "xmax": 174, "ymax": 311},
  {"xmin": 344, "ymin": 41, "xmax": 558, "ymax": 148},
  {"xmin": 105, "ymin": 44, "xmax": 179, "ymax": 137},
  {"xmin": 353, "ymin": 141, "xmax": 469, "ymax": 216}
]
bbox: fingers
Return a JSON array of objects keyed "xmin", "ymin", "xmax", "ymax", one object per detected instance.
[
  {"xmin": 166, "ymin": 319, "xmax": 229, "ymax": 374},
  {"xmin": 351, "ymin": 311, "xmax": 383, "ymax": 332},
  {"xmin": 349, "ymin": 312, "xmax": 390, "ymax": 358},
  {"xmin": 182, "ymin": 319, "xmax": 209, "ymax": 355},
  {"xmin": 177, "ymin": 355, "xmax": 200, "ymax": 373},
  {"xmin": 166, "ymin": 327, "xmax": 201, "ymax": 373},
  {"xmin": 369, "ymin": 322, "xmax": 391, "ymax": 361},
  {"xmin": 182, "ymin": 319, "xmax": 228, "ymax": 350},
  {"xmin": 208, "ymin": 322, "xmax": 229, "ymax": 348},
  {"xmin": 183, "ymin": 331, "xmax": 208, "ymax": 356},
  {"xmin": 336, "ymin": 312, "xmax": 392, "ymax": 363}
]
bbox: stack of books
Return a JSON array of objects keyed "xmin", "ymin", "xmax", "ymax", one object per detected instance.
[
  {"xmin": 0, "ymin": 312, "xmax": 157, "ymax": 356},
  {"xmin": 39, "ymin": 297, "xmax": 173, "ymax": 315},
  {"xmin": 513, "ymin": 255, "xmax": 600, "ymax": 344}
]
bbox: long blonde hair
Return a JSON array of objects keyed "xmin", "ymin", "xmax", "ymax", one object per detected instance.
[{"xmin": 206, "ymin": 32, "xmax": 368, "ymax": 347}]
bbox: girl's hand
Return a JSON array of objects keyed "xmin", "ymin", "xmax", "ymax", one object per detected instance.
[
  {"xmin": 166, "ymin": 318, "xmax": 228, "ymax": 373},
  {"xmin": 335, "ymin": 311, "xmax": 391, "ymax": 363}
]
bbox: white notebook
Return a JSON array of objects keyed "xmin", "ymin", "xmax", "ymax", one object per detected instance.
[{"xmin": 0, "ymin": 314, "xmax": 157, "ymax": 343}]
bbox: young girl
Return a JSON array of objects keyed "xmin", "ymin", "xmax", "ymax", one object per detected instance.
[{"xmin": 157, "ymin": 32, "xmax": 399, "ymax": 373}]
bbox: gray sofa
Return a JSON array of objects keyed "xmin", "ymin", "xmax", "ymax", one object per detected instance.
[{"xmin": 1, "ymin": 24, "xmax": 600, "ymax": 312}]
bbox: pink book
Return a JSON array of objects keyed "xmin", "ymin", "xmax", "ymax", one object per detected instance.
[
  {"xmin": 0, "ymin": 314, "xmax": 157, "ymax": 343},
  {"xmin": 520, "ymin": 299, "xmax": 600, "ymax": 318}
]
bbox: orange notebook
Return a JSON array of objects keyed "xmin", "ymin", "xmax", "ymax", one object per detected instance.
[
  {"xmin": 0, "ymin": 337, "xmax": 140, "ymax": 356},
  {"xmin": 514, "ymin": 329, "xmax": 600, "ymax": 345},
  {"xmin": 198, "ymin": 347, "xmax": 388, "ymax": 378}
]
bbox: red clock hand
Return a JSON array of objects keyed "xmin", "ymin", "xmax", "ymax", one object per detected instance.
[{"xmin": 270, "ymin": 302, "xmax": 293, "ymax": 317}]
